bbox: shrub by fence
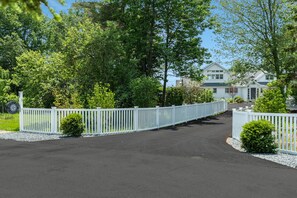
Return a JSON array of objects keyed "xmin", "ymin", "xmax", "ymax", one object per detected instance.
[{"xmin": 232, "ymin": 108, "xmax": 297, "ymax": 155}]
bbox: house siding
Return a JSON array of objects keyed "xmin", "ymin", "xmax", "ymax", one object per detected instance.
[{"xmin": 199, "ymin": 63, "xmax": 274, "ymax": 101}]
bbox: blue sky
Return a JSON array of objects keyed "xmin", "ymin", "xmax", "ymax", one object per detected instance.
[{"xmin": 42, "ymin": 0, "xmax": 227, "ymax": 86}]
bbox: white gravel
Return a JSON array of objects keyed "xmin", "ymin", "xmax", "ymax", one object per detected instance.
[
  {"xmin": 0, "ymin": 131, "xmax": 62, "ymax": 142},
  {"xmin": 227, "ymin": 137, "xmax": 297, "ymax": 169}
]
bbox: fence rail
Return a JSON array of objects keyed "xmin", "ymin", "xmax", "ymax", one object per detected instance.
[
  {"xmin": 20, "ymin": 100, "xmax": 227, "ymax": 135},
  {"xmin": 232, "ymin": 109, "xmax": 297, "ymax": 155}
]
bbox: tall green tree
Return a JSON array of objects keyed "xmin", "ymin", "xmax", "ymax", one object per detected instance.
[
  {"xmin": 284, "ymin": 0, "xmax": 297, "ymax": 102},
  {"xmin": 0, "ymin": 6, "xmax": 56, "ymax": 97},
  {"xmin": 0, "ymin": 33, "xmax": 26, "ymax": 72},
  {"xmin": 217, "ymin": 0, "xmax": 292, "ymax": 96},
  {"xmin": 0, "ymin": 67, "xmax": 17, "ymax": 111},
  {"xmin": 60, "ymin": 15, "xmax": 135, "ymax": 105},
  {"xmin": 74, "ymin": 0, "xmax": 161, "ymax": 77},
  {"xmin": 73, "ymin": 1, "xmax": 213, "ymax": 106},
  {"xmin": 158, "ymin": 0, "xmax": 213, "ymax": 106},
  {"xmin": 13, "ymin": 51, "xmax": 67, "ymax": 107},
  {"xmin": 282, "ymin": 0, "xmax": 297, "ymax": 81},
  {"xmin": 0, "ymin": 6, "xmax": 48, "ymax": 51}
]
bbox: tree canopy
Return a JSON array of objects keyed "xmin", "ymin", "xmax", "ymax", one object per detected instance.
[
  {"xmin": 1, "ymin": 0, "xmax": 297, "ymax": 109},
  {"xmin": 0, "ymin": 0, "xmax": 214, "ymax": 109},
  {"xmin": 0, "ymin": 0, "xmax": 64, "ymax": 20},
  {"xmin": 217, "ymin": 0, "xmax": 297, "ymax": 96}
]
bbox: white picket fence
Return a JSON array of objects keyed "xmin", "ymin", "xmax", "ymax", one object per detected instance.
[
  {"xmin": 233, "ymin": 108, "xmax": 297, "ymax": 154},
  {"xmin": 19, "ymin": 100, "xmax": 227, "ymax": 135}
]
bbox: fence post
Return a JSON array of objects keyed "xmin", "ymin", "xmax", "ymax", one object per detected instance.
[
  {"xmin": 232, "ymin": 108, "xmax": 236, "ymax": 139},
  {"xmin": 18, "ymin": 91, "xmax": 23, "ymax": 132},
  {"xmin": 156, "ymin": 106, "xmax": 160, "ymax": 129},
  {"xmin": 246, "ymin": 109, "xmax": 251, "ymax": 122},
  {"xmin": 225, "ymin": 101, "xmax": 228, "ymax": 111},
  {"xmin": 194, "ymin": 103, "xmax": 198, "ymax": 120},
  {"xmin": 185, "ymin": 104, "xmax": 188, "ymax": 122},
  {"xmin": 51, "ymin": 107, "xmax": 57, "ymax": 133},
  {"xmin": 97, "ymin": 107, "xmax": 102, "ymax": 134},
  {"xmin": 204, "ymin": 102, "xmax": 207, "ymax": 117},
  {"xmin": 134, "ymin": 106, "xmax": 138, "ymax": 132},
  {"xmin": 172, "ymin": 105, "xmax": 175, "ymax": 126}
]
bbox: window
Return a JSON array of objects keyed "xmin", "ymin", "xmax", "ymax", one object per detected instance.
[
  {"xmin": 206, "ymin": 71, "xmax": 224, "ymax": 79},
  {"xmin": 233, "ymin": 88, "xmax": 238, "ymax": 93},
  {"xmin": 207, "ymin": 74, "xmax": 215, "ymax": 79},
  {"xmin": 207, "ymin": 74, "xmax": 224, "ymax": 80},
  {"xmin": 214, "ymin": 70, "xmax": 224, "ymax": 73},
  {"xmin": 207, "ymin": 70, "xmax": 224, "ymax": 73},
  {"xmin": 266, "ymin": 74, "xmax": 274, "ymax": 80},
  {"xmin": 225, "ymin": 87, "xmax": 238, "ymax": 93},
  {"xmin": 213, "ymin": 88, "xmax": 217, "ymax": 93}
]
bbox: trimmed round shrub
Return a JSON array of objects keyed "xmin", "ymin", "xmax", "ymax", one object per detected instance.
[
  {"xmin": 60, "ymin": 113, "xmax": 84, "ymax": 137},
  {"xmin": 240, "ymin": 120, "xmax": 277, "ymax": 153},
  {"xmin": 234, "ymin": 96, "xmax": 244, "ymax": 103}
]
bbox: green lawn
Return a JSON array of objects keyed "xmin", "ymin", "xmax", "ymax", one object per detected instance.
[{"xmin": 0, "ymin": 113, "xmax": 19, "ymax": 131}]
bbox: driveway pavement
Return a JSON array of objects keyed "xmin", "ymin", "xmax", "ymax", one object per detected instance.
[{"xmin": 0, "ymin": 110, "xmax": 296, "ymax": 198}]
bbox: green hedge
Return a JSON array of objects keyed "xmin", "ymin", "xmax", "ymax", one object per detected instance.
[
  {"xmin": 254, "ymin": 87, "xmax": 286, "ymax": 113},
  {"xmin": 240, "ymin": 120, "xmax": 277, "ymax": 153},
  {"xmin": 60, "ymin": 113, "xmax": 84, "ymax": 137}
]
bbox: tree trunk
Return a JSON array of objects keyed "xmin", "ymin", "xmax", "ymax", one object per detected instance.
[
  {"xmin": 162, "ymin": 60, "xmax": 168, "ymax": 107},
  {"xmin": 162, "ymin": 19, "xmax": 170, "ymax": 107},
  {"xmin": 271, "ymin": 41, "xmax": 286, "ymax": 97},
  {"xmin": 147, "ymin": 0, "xmax": 155, "ymax": 76}
]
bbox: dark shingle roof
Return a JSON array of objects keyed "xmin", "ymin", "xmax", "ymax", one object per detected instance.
[
  {"xmin": 201, "ymin": 83, "xmax": 228, "ymax": 87},
  {"xmin": 258, "ymin": 82, "xmax": 269, "ymax": 85}
]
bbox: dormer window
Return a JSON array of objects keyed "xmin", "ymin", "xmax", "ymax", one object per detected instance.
[
  {"xmin": 207, "ymin": 70, "xmax": 224, "ymax": 73},
  {"xmin": 265, "ymin": 74, "xmax": 274, "ymax": 80},
  {"xmin": 207, "ymin": 74, "xmax": 223, "ymax": 79}
]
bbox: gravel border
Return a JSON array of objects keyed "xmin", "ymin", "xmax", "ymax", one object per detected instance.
[
  {"xmin": 227, "ymin": 137, "xmax": 297, "ymax": 169},
  {"xmin": 0, "ymin": 132, "xmax": 62, "ymax": 142}
]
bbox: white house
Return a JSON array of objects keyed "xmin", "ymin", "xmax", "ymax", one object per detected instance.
[{"xmin": 177, "ymin": 63, "xmax": 275, "ymax": 101}]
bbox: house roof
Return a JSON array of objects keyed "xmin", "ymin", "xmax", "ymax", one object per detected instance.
[
  {"xmin": 203, "ymin": 63, "xmax": 228, "ymax": 72},
  {"xmin": 201, "ymin": 83, "xmax": 228, "ymax": 87},
  {"xmin": 258, "ymin": 82, "xmax": 269, "ymax": 85}
]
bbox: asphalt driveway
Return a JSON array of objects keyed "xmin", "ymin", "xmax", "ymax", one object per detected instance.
[{"xmin": 0, "ymin": 110, "xmax": 296, "ymax": 198}]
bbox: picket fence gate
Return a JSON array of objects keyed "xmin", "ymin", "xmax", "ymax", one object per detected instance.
[
  {"xmin": 232, "ymin": 108, "xmax": 297, "ymax": 155},
  {"xmin": 18, "ymin": 92, "xmax": 227, "ymax": 135}
]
